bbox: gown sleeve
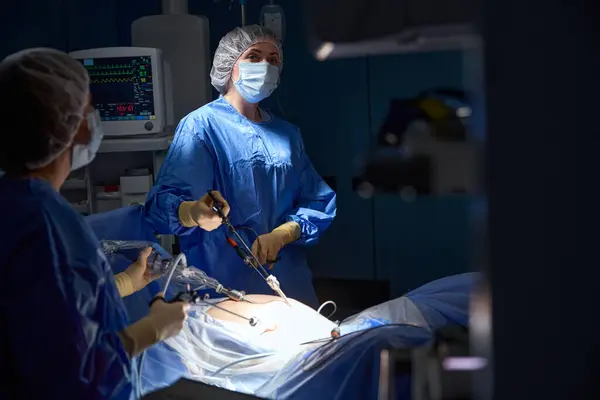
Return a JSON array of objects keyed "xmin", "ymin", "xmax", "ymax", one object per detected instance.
[
  {"xmin": 145, "ymin": 116, "xmax": 215, "ymax": 236},
  {"xmin": 286, "ymin": 135, "xmax": 337, "ymax": 246}
]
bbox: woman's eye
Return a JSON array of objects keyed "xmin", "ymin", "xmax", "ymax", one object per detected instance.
[{"xmin": 248, "ymin": 54, "xmax": 258, "ymax": 61}]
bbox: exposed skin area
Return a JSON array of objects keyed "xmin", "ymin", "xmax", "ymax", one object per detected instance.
[{"xmin": 207, "ymin": 294, "xmax": 336, "ymax": 344}]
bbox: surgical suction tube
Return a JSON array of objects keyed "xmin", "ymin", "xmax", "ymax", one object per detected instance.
[{"xmin": 163, "ymin": 253, "xmax": 187, "ymax": 294}]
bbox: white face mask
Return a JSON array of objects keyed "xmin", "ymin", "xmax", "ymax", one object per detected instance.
[
  {"xmin": 71, "ymin": 110, "xmax": 103, "ymax": 171},
  {"xmin": 233, "ymin": 61, "xmax": 280, "ymax": 103}
]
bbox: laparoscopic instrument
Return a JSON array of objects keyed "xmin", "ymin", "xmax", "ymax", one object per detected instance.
[
  {"xmin": 151, "ymin": 251, "xmax": 262, "ymax": 328},
  {"xmin": 207, "ymin": 190, "xmax": 292, "ymax": 306},
  {"xmin": 101, "ymin": 240, "xmax": 258, "ymax": 316}
]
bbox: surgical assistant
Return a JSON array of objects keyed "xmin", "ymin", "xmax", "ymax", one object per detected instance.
[
  {"xmin": 0, "ymin": 48, "xmax": 189, "ymax": 399},
  {"xmin": 145, "ymin": 25, "xmax": 336, "ymax": 307}
]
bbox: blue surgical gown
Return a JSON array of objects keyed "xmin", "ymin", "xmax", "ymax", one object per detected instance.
[
  {"xmin": 0, "ymin": 177, "xmax": 138, "ymax": 399},
  {"xmin": 145, "ymin": 96, "xmax": 337, "ymax": 307}
]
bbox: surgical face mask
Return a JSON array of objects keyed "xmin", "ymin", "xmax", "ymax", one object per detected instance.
[
  {"xmin": 233, "ymin": 61, "xmax": 279, "ymax": 104},
  {"xmin": 71, "ymin": 110, "xmax": 103, "ymax": 171}
]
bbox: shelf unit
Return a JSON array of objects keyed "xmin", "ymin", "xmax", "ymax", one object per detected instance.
[{"xmin": 62, "ymin": 133, "xmax": 176, "ymax": 252}]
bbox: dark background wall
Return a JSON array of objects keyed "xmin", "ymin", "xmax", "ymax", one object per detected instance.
[{"xmin": 0, "ymin": 0, "xmax": 471, "ymax": 298}]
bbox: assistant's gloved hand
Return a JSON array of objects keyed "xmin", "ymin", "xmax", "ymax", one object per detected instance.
[
  {"xmin": 251, "ymin": 221, "xmax": 301, "ymax": 269},
  {"xmin": 147, "ymin": 293, "xmax": 191, "ymax": 340},
  {"xmin": 118, "ymin": 292, "xmax": 190, "ymax": 358},
  {"xmin": 178, "ymin": 190, "xmax": 230, "ymax": 231},
  {"xmin": 114, "ymin": 247, "xmax": 161, "ymax": 298}
]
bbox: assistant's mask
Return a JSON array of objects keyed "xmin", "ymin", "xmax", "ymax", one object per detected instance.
[
  {"xmin": 234, "ymin": 61, "xmax": 279, "ymax": 103},
  {"xmin": 71, "ymin": 110, "xmax": 104, "ymax": 171}
]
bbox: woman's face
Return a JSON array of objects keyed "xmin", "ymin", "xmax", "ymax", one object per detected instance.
[{"xmin": 230, "ymin": 41, "xmax": 280, "ymax": 84}]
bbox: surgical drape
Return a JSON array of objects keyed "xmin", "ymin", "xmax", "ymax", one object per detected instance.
[{"xmin": 145, "ymin": 97, "xmax": 336, "ymax": 307}]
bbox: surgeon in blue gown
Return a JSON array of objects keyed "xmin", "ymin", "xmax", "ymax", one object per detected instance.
[
  {"xmin": 145, "ymin": 25, "xmax": 337, "ymax": 308},
  {"xmin": 0, "ymin": 48, "xmax": 189, "ymax": 399}
]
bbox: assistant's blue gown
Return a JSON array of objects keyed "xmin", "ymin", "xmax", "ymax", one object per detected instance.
[
  {"xmin": 145, "ymin": 96, "xmax": 336, "ymax": 307},
  {"xmin": 0, "ymin": 177, "xmax": 138, "ymax": 399}
]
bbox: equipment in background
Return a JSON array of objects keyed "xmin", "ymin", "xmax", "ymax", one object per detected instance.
[
  {"xmin": 61, "ymin": 168, "xmax": 93, "ymax": 215},
  {"xmin": 354, "ymin": 88, "xmax": 479, "ymax": 198},
  {"xmin": 379, "ymin": 326, "xmax": 482, "ymax": 400},
  {"xmin": 95, "ymin": 185, "xmax": 122, "ymax": 213},
  {"xmin": 304, "ymin": 0, "xmax": 479, "ymax": 60},
  {"xmin": 260, "ymin": 1, "xmax": 286, "ymax": 42},
  {"xmin": 120, "ymin": 168, "xmax": 153, "ymax": 207},
  {"xmin": 132, "ymin": 0, "xmax": 211, "ymax": 123},
  {"xmin": 69, "ymin": 47, "xmax": 174, "ymax": 136},
  {"xmin": 207, "ymin": 190, "xmax": 292, "ymax": 306}
]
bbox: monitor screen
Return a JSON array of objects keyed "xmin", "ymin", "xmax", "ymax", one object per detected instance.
[{"xmin": 79, "ymin": 55, "xmax": 156, "ymax": 122}]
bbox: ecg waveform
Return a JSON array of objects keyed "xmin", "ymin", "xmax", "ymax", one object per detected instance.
[
  {"xmin": 91, "ymin": 77, "xmax": 136, "ymax": 84},
  {"xmin": 88, "ymin": 69, "xmax": 135, "ymax": 77},
  {"xmin": 82, "ymin": 55, "xmax": 154, "ymax": 120},
  {"xmin": 86, "ymin": 63, "xmax": 134, "ymax": 70}
]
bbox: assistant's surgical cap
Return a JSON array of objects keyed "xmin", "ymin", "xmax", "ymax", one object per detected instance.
[
  {"xmin": 0, "ymin": 48, "xmax": 89, "ymax": 173},
  {"xmin": 210, "ymin": 24, "xmax": 283, "ymax": 94}
]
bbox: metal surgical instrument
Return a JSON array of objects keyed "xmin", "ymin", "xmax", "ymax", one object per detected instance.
[
  {"xmin": 207, "ymin": 190, "xmax": 292, "ymax": 306},
  {"xmin": 190, "ymin": 269, "xmax": 253, "ymax": 303},
  {"xmin": 199, "ymin": 298, "xmax": 260, "ymax": 327}
]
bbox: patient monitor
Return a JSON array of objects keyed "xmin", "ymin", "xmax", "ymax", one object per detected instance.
[{"xmin": 70, "ymin": 47, "xmax": 174, "ymax": 136}]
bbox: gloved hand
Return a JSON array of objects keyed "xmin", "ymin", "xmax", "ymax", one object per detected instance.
[
  {"xmin": 118, "ymin": 292, "xmax": 190, "ymax": 358},
  {"xmin": 251, "ymin": 222, "xmax": 301, "ymax": 269},
  {"xmin": 147, "ymin": 293, "xmax": 191, "ymax": 340},
  {"xmin": 178, "ymin": 191, "xmax": 230, "ymax": 231},
  {"xmin": 114, "ymin": 247, "xmax": 161, "ymax": 298}
]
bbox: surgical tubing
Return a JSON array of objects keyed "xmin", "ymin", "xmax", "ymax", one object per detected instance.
[
  {"xmin": 163, "ymin": 253, "xmax": 187, "ymax": 294},
  {"xmin": 211, "ymin": 352, "xmax": 276, "ymax": 377},
  {"xmin": 139, "ymin": 252, "xmax": 187, "ymax": 391},
  {"xmin": 317, "ymin": 301, "xmax": 338, "ymax": 319}
]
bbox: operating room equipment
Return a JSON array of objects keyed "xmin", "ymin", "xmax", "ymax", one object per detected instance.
[
  {"xmin": 260, "ymin": 1, "xmax": 286, "ymax": 42},
  {"xmin": 102, "ymin": 239, "xmax": 253, "ymax": 305},
  {"xmin": 239, "ymin": 0, "xmax": 247, "ymax": 26},
  {"xmin": 185, "ymin": 268, "xmax": 252, "ymax": 304},
  {"xmin": 305, "ymin": 0, "xmax": 478, "ymax": 60},
  {"xmin": 132, "ymin": 0, "xmax": 211, "ymax": 122},
  {"xmin": 199, "ymin": 298, "xmax": 260, "ymax": 327},
  {"xmin": 316, "ymin": 300, "xmax": 337, "ymax": 319},
  {"xmin": 207, "ymin": 190, "xmax": 292, "ymax": 306},
  {"xmin": 151, "ymin": 283, "xmax": 201, "ymax": 306},
  {"xmin": 354, "ymin": 89, "xmax": 478, "ymax": 198},
  {"xmin": 69, "ymin": 47, "xmax": 172, "ymax": 136}
]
